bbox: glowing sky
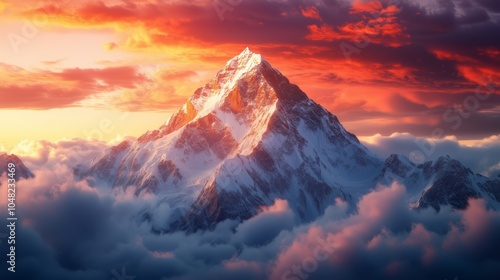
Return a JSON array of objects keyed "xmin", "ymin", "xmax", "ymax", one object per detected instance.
[{"xmin": 1, "ymin": 0, "xmax": 499, "ymax": 149}]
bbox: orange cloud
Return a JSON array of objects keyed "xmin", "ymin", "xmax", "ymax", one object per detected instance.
[
  {"xmin": 350, "ymin": 0, "xmax": 384, "ymax": 14},
  {"xmin": 304, "ymin": 1, "xmax": 408, "ymax": 46},
  {"xmin": 301, "ymin": 6, "xmax": 321, "ymax": 20},
  {"xmin": 306, "ymin": 24, "xmax": 338, "ymax": 42},
  {"xmin": 0, "ymin": 0, "xmax": 497, "ymax": 140},
  {"xmin": 91, "ymin": 69, "xmax": 201, "ymax": 111},
  {"xmin": 480, "ymin": 48, "xmax": 500, "ymax": 59},
  {"xmin": 0, "ymin": 63, "xmax": 147, "ymax": 109},
  {"xmin": 340, "ymin": 16, "xmax": 405, "ymax": 38},
  {"xmin": 432, "ymin": 49, "xmax": 478, "ymax": 63},
  {"xmin": 339, "ymin": 1, "xmax": 408, "ymax": 47},
  {"xmin": 457, "ymin": 65, "xmax": 500, "ymax": 86},
  {"xmin": 428, "ymin": 49, "xmax": 500, "ymax": 88}
]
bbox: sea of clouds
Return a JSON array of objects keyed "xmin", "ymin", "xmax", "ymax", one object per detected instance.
[{"xmin": 0, "ymin": 137, "xmax": 499, "ymax": 280}]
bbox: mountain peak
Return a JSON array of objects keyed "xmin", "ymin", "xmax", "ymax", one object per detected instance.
[
  {"xmin": 139, "ymin": 48, "xmax": 309, "ymax": 143},
  {"xmin": 222, "ymin": 47, "xmax": 267, "ymax": 77},
  {"xmin": 240, "ymin": 47, "xmax": 259, "ymax": 58},
  {"xmin": 218, "ymin": 48, "xmax": 308, "ymax": 102},
  {"xmin": 232, "ymin": 47, "xmax": 263, "ymax": 64}
]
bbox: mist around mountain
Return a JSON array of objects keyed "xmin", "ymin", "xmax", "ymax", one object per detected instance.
[{"xmin": 1, "ymin": 49, "xmax": 499, "ymax": 280}]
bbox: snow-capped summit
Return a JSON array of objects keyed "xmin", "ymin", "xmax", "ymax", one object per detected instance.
[
  {"xmin": 81, "ymin": 48, "xmax": 500, "ymax": 232},
  {"xmin": 223, "ymin": 47, "xmax": 265, "ymax": 75},
  {"xmin": 82, "ymin": 48, "xmax": 380, "ymax": 230},
  {"xmin": 138, "ymin": 47, "xmax": 306, "ymax": 145}
]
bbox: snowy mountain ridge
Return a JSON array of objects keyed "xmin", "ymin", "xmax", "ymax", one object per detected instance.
[{"xmin": 79, "ymin": 48, "xmax": 500, "ymax": 232}]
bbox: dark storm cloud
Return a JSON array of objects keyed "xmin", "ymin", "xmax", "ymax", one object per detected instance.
[
  {"xmin": 395, "ymin": 1, "xmax": 500, "ymax": 65},
  {"xmin": 475, "ymin": 0, "xmax": 500, "ymax": 13},
  {"xmin": 457, "ymin": 6, "xmax": 491, "ymax": 25}
]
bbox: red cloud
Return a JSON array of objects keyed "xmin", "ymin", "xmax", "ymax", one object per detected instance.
[
  {"xmin": 339, "ymin": 1, "xmax": 409, "ymax": 47},
  {"xmin": 350, "ymin": 0, "xmax": 384, "ymax": 14},
  {"xmin": 306, "ymin": 24, "xmax": 338, "ymax": 42},
  {"xmin": 301, "ymin": 6, "xmax": 321, "ymax": 20},
  {"xmin": 2, "ymin": 0, "xmax": 497, "ymax": 139},
  {"xmin": 0, "ymin": 64, "xmax": 147, "ymax": 109},
  {"xmin": 304, "ymin": 1, "xmax": 408, "ymax": 46}
]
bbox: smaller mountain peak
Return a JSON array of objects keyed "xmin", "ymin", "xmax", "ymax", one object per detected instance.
[
  {"xmin": 433, "ymin": 155, "xmax": 472, "ymax": 175},
  {"xmin": 388, "ymin": 154, "xmax": 400, "ymax": 160},
  {"xmin": 0, "ymin": 153, "xmax": 35, "ymax": 179},
  {"xmin": 435, "ymin": 155, "xmax": 454, "ymax": 163}
]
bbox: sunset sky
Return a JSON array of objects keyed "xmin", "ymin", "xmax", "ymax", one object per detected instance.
[
  {"xmin": 1, "ymin": 0, "xmax": 499, "ymax": 149},
  {"xmin": 1, "ymin": 2, "xmax": 500, "ymax": 279}
]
